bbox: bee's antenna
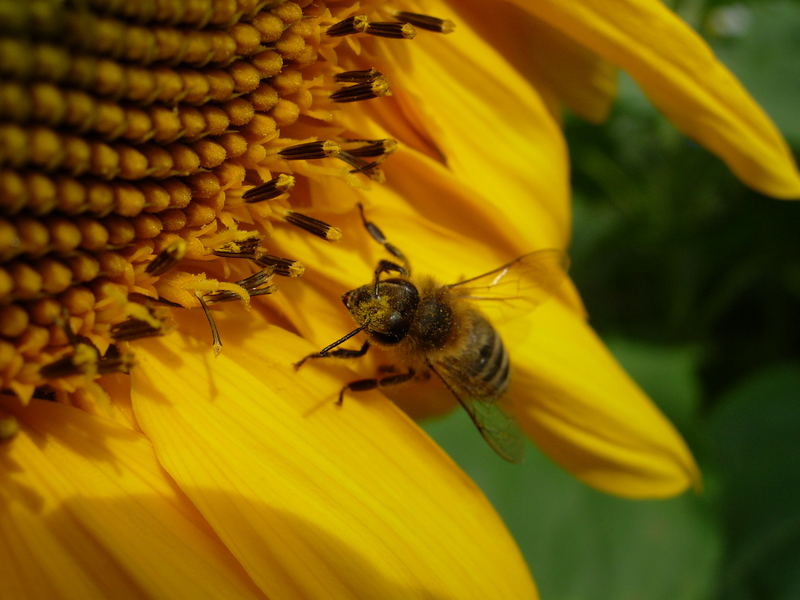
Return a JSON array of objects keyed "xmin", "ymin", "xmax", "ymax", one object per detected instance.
[{"xmin": 317, "ymin": 324, "xmax": 366, "ymax": 355}]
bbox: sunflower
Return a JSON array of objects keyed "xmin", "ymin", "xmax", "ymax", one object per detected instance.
[{"xmin": 1, "ymin": 0, "xmax": 798, "ymax": 597}]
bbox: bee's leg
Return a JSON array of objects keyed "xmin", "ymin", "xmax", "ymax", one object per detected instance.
[
  {"xmin": 294, "ymin": 324, "xmax": 366, "ymax": 369},
  {"xmin": 357, "ymin": 203, "xmax": 410, "ymax": 273},
  {"xmin": 337, "ymin": 368, "xmax": 416, "ymax": 405},
  {"xmin": 372, "ymin": 259, "xmax": 406, "ymax": 292},
  {"xmin": 294, "ymin": 340, "xmax": 370, "ymax": 370}
]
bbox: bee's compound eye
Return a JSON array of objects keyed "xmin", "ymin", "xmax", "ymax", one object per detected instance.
[
  {"xmin": 341, "ymin": 289, "xmax": 353, "ymax": 307},
  {"xmin": 378, "ymin": 278, "xmax": 417, "ymax": 299},
  {"xmin": 370, "ymin": 311, "xmax": 411, "ymax": 344},
  {"xmin": 342, "ymin": 285, "xmax": 373, "ymax": 310},
  {"xmin": 367, "ymin": 279, "xmax": 419, "ymax": 345}
]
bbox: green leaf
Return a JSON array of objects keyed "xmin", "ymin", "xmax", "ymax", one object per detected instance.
[
  {"xmin": 425, "ymin": 405, "xmax": 719, "ymax": 600},
  {"xmin": 710, "ymin": 364, "xmax": 800, "ymax": 599},
  {"xmin": 605, "ymin": 337, "xmax": 702, "ymax": 433},
  {"xmin": 708, "ymin": 1, "xmax": 800, "ymax": 144}
]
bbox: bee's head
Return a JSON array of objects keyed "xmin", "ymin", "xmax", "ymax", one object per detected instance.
[{"xmin": 342, "ymin": 279, "xmax": 419, "ymax": 345}]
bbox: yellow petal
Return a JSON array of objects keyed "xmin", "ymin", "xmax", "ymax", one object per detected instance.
[
  {"xmin": 0, "ymin": 398, "xmax": 262, "ymax": 599},
  {"xmin": 512, "ymin": 0, "xmax": 800, "ymax": 198},
  {"xmin": 452, "ymin": 0, "xmax": 617, "ymax": 123},
  {"xmin": 130, "ymin": 308, "xmax": 537, "ymax": 599},
  {"xmin": 371, "ymin": 2, "xmax": 572, "ymax": 247},
  {"xmin": 504, "ymin": 301, "xmax": 700, "ymax": 498},
  {"xmin": 266, "ymin": 146, "xmax": 585, "ymax": 348}
]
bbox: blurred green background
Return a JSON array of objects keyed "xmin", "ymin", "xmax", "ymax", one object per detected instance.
[{"xmin": 423, "ymin": 1, "xmax": 800, "ymax": 598}]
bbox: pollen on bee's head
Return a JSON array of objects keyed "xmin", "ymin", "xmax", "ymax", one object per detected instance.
[{"xmin": 342, "ymin": 285, "xmax": 375, "ymax": 317}]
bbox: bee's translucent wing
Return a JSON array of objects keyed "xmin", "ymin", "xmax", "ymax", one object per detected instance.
[
  {"xmin": 428, "ymin": 362, "xmax": 525, "ymax": 463},
  {"xmin": 460, "ymin": 395, "xmax": 525, "ymax": 463},
  {"xmin": 446, "ymin": 250, "xmax": 569, "ymax": 322}
]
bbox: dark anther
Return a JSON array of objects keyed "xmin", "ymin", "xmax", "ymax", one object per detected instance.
[
  {"xmin": 40, "ymin": 342, "xmax": 134, "ymax": 378},
  {"xmin": 335, "ymin": 140, "xmax": 396, "ymax": 180},
  {"xmin": 284, "ymin": 211, "xmax": 343, "ymax": 241},
  {"xmin": 145, "ymin": 239, "xmax": 187, "ymax": 276},
  {"xmin": 339, "ymin": 154, "xmax": 383, "ymax": 180},
  {"xmin": 39, "ymin": 343, "xmax": 97, "ymax": 379},
  {"xmin": 110, "ymin": 308, "xmax": 169, "ymax": 341},
  {"xmin": 242, "ymin": 174, "xmax": 295, "ymax": 203},
  {"xmin": 253, "ymin": 252, "xmax": 305, "ymax": 277},
  {"xmin": 335, "ymin": 68, "xmax": 382, "ymax": 83},
  {"xmin": 110, "ymin": 319, "xmax": 162, "ymax": 341},
  {"xmin": 97, "ymin": 344, "xmax": 136, "ymax": 375},
  {"xmin": 343, "ymin": 139, "xmax": 398, "ymax": 158},
  {"xmin": 236, "ymin": 268, "xmax": 276, "ymax": 289},
  {"xmin": 330, "ymin": 78, "xmax": 391, "ymax": 103},
  {"xmin": 32, "ymin": 387, "xmax": 57, "ymax": 401},
  {"xmin": 213, "ymin": 234, "xmax": 263, "ymax": 259},
  {"xmin": 326, "ymin": 15, "xmax": 369, "ymax": 36},
  {"xmin": 278, "ymin": 141, "xmax": 341, "ymax": 160},
  {"xmin": 365, "ymin": 22, "xmax": 416, "ymax": 39},
  {"xmin": 39, "ymin": 356, "xmax": 76, "ymax": 379},
  {"xmin": 205, "ymin": 269, "xmax": 278, "ymax": 304},
  {"xmin": 337, "ymin": 152, "xmax": 384, "ymax": 181},
  {"xmin": 394, "ymin": 11, "xmax": 455, "ymax": 33}
]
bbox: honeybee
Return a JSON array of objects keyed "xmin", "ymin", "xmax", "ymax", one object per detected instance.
[{"xmin": 296, "ymin": 205, "xmax": 568, "ymax": 462}]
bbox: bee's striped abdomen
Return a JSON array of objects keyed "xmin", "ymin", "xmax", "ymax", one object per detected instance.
[
  {"xmin": 437, "ymin": 310, "xmax": 509, "ymax": 399},
  {"xmin": 472, "ymin": 314, "xmax": 510, "ymax": 395}
]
